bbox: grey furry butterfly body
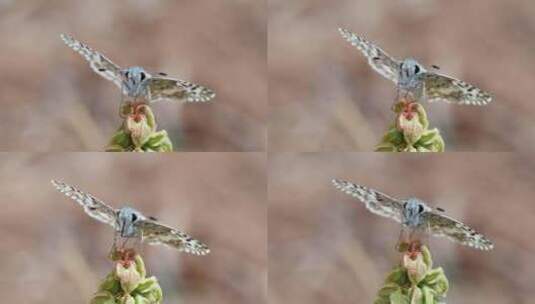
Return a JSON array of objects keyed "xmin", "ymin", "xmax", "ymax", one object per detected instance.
[
  {"xmin": 52, "ymin": 180, "xmax": 210, "ymax": 255},
  {"xmin": 338, "ymin": 28, "xmax": 492, "ymax": 106},
  {"xmin": 332, "ymin": 179, "xmax": 493, "ymax": 250},
  {"xmin": 60, "ymin": 34, "xmax": 215, "ymax": 103}
]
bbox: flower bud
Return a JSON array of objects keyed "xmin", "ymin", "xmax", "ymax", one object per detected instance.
[
  {"xmin": 396, "ymin": 103, "xmax": 426, "ymax": 146},
  {"xmin": 116, "ymin": 261, "xmax": 143, "ymax": 294},
  {"xmin": 403, "ymin": 250, "xmax": 429, "ymax": 285}
]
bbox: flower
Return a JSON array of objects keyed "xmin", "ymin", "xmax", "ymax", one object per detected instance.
[
  {"xmin": 91, "ymin": 254, "xmax": 163, "ymax": 304},
  {"xmin": 106, "ymin": 102, "xmax": 173, "ymax": 152},
  {"xmin": 374, "ymin": 246, "xmax": 449, "ymax": 304}
]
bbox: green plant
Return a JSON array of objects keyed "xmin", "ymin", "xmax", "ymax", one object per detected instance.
[
  {"xmin": 374, "ymin": 245, "xmax": 449, "ymax": 304},
  {"xmin": 91, "ymin": 249, "xmax": 163, "ymax": 304},
  {"xmin": 375, "ymin": 100, "xmax": 445, "ymax": 152},
  {"xmin": 106, "ymin": 102, "xmax": 173, "ymax": 152}
]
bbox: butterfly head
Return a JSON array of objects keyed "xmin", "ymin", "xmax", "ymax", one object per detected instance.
[
  {"xmin": 122, "ymin": 67, "xmax": 150, "ymax": 97},
  {"xmin": 117, "ymin": 207, "xmax": 143, "ymax": 238},
  {"xmin": 399, "ymin": 58, "xmax": 424, "ymax": 84},
  {"xmin": 402, "ymin": 198, "xmax": 427, "ymax": 227}
]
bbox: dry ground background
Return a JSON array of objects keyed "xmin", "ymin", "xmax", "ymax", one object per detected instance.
[
  {"xmin": 269, "ymin": 0, "xmax": 535, "ymax": 151},
  {"xmin": 0, "ymin": 0, "xmax": 266, "ymax": 151},
  {"xmin": 0, "ymin": 153, "xmax": 266, "ymax": 304},
  {"xmin": 269, "ymin": 153, "xmax": 535, "ymax": 304}
]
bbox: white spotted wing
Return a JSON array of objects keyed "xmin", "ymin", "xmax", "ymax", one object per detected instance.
[
  {"xmin": 417, "ymin": 73, "xmax": 492, "ymax": 106},
  {"xmin": 60, "ymin": 34, "xmax": 124, "ymax": 91},
  {"xmin": 52, "ymin": 179, "xmax": 117, "ymax": 227},
  {"xmin": 421, "ymin": 211, "xmax": 494, "ymax": 250},
  {"xmin": 146, "ymin": 77, "xmax": 215, "ymax": 103},
  {"xmin": 332, "ymin": 179, "xmax": 404, "ymax": 223},
  {"xmin": 135, "ymin": 220, "xmax": 210, "ymax": 255},
  {"xmin": 338, "ymin": 28, "xmax": 401, "ymax": 83}
]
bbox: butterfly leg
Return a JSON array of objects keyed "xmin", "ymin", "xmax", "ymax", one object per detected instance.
[
  {"xmin": 121, "ymin": 236, "xmax": 131, "ymax": 249},
  {"xmin": 407, "ymin": 230, "xmax": 423, "ymax": 253},
  {"xmin": 108, "ymin": 231, "xmax": 121, "ymax": 261},
  {"xmin": 396, "ymin": 227, "xmax": 412, "ymax": 252},
  {"xmin": 135, "ymin": 233, "xmax": 144, "ymax": 256}
]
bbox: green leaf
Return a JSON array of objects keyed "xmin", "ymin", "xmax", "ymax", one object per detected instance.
[
  {"xmin": 134, "ymin": 255, "xmax": 147, "ymax": 279},
  {"xmin": 421, "ymin": 269, "xmax": 449, "ymax": 296},
  {"xmin": 135, "ymin": 277, "xmax": 159, "ymax": 294},
  {"xmin": 143, "ymin": 131, "xmax": 173, "ymax": 152},
  {"xmin": 98, "ymin": 272, "xmax": 121, "ymax": 294},
  {"xmin": 377, "ymin": 282, "xmax": 401, "ymax": 298},
  {"xmin": 107, "ymin": 130, "xmax": 133, "ymax": 151},
  {"xmin": 414, "ymin": 103, "xmax": 429, "ymax": 130},
  {"xmin": 133, "ymin": 294, "xmax": 151, "ymax": 304},
  {"xmin": 384, "ymin": 128, "xmax": 405, "ymax": 146},
  {"xmin": 90, "ymin": 291, "xmax": 117, "ymax": 304},
  {"xmin": 385, "ymin": 267, "xmax": 409, "ymax": 286},
  {"xmin": 421, "ymin": 286, "xmax": 436, "ymax": 304},
  {"xmin": 421, "ymin": 246, "xmax": 433, "ymax": 269},
  {"xmin": 409, "ymin": 286, "xmax": 423, "ymax": 304},
  {"xmin": 390, "ymin": 289, "xmax": 410, "ymax": 304}
]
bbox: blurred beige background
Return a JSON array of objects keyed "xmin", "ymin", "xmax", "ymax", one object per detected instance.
[
  {"xmin": 0, "ymin": 153, "xmax": 266, "ymax": 304},
  {"xmin": 269, "ymin": 153, "xmax": 535, "ymax": 304},
  {"xmin": 0, "ymin": 0, "xmax": 266, "ymax": 151},
  {"xmin": 269, "ymin": 0, "xmax": 535, "ymax": 151}
]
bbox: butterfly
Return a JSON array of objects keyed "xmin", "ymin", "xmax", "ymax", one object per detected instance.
[
  {"xmin": 52, "ymin": 180, "xmax": 210, "ymax": 255},
  {"xmin": 332, "ymin": 179, "xmax": 494, "ymax": 250},
  {"xmin": 60, "ymin": 34, "xmax": 215, "ymax": 103},
  {"xmin": 338, "ymin": 28, "xmax": 492, "ymax": 106}
]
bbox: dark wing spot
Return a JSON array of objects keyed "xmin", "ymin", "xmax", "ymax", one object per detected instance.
[
  {"xmin": 88, "ymin": 206, "xmax": 97, "ymax": 211},
  {"xmin": 98, "ymin": 68, "xmax": 107, "ymax": 72},
  {"xmin": 158, "ymin": 72, "xmax": 168, "ymax": 76},
  {"xmin": 436, "ymin": 207, "xmax": 445, "ymax": 212},
  {"xmin": 431, "ymin": 65, "xmax": 440, "ymax": 70}
]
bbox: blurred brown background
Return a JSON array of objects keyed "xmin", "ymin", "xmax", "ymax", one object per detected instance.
[
  {"xmin": 269, "ymin": 153, "xmax": 535, "ymax": 304},
  {"xmin": 269, "ymin": 0, "xmax": 535, "ymax": 151},
  {"xmin": 0, "ymin": 0, "xmax": 266, "ymax": 151},
  {"xmin": 0, "ymin": 153, "xmax": 266, "ymax": 304}
]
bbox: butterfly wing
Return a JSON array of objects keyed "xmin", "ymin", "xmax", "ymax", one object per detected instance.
[
  {"xmin": 51, "ymin": 180, "xmax": 117, "ymax": 227},
  {"xmin": 417, "ymin": 72, "xmax": 492, "ymax": 106},
  {"xmin": 338, "ymin": 28, "xmax": 401, "ymax": 83},
  {"xmin": 420, "ymin": 211, "xmax": 494, "ymax": 250},
  {"xmin": 60, "ymin": 34, "xmax": 124, "ymax": 90},
  {"xmin": 135, "ymin": 219, "xmax": 210, "ymax": 255},
  {"xmin": 145, "ymin": 76, "xmax": 215, "ymax": 103},
  {"xmin": 332, "ymin": 179, "xmax": 404, "ymax": 223}
]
